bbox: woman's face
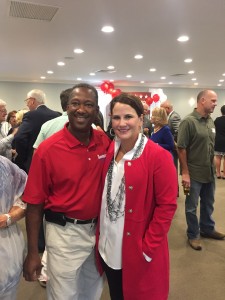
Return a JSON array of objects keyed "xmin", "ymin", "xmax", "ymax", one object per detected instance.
[{"xmin": 111, "ymin": 103, "xmax": 143, "ymax": 143}]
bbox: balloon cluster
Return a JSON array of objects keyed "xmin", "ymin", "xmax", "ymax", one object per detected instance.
[
  {"xmin": 145, "ymin": 94, "xmax": 160, "ymax": 106},
  {"xmin": 100, "ymin": 81, "xmax": 122, "ymax": 97}
]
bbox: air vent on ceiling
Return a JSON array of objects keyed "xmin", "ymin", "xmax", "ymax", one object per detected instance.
[
  {"xmin": 9, "ymin": 1, "xmax": 59, "ymax": 21},
  {"xmin": 170, "ymin": 73, "xmax": 187, "ymax": 77},
  {"xmin": 95, "ymin": 69, "xmax": 116, "ymax": 73}
]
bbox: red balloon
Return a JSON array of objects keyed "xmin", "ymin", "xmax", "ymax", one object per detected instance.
[
  {"xmin": 111, "ymin": 88, "xmax": 122, "ymax": 98},
  {"xmin": 146, "ymin": 97, "xmax": 153, "ymax": 106},
  {"xmin": 153, "ymin": 94, "xmax": 160, "ymax": 102},
  {"xmin": 100, "ymin": 82, "xmax": 109, "ymax": 93}
]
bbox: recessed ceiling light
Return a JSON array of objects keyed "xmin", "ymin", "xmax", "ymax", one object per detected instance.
[
  {"xmin": 101, "ymin": 26, "xmax": 114, "ymax": 33},
  {"xmin": 77, "ymin": 77, "xmax": 82, "ymax": 81},
  {"xmin": 217, "ymin": 84, "xmax": 222, "ymax": 86},
  {"xmin": 149, "ymin": 68, "xmax": 156, "ymax": 72},
  {"xmin": 140, "ymin": 81, "xmax": 145, "ymax": 83},
  {"xmin": 47, "ymin": 70, "xmax": 54, "ymax": 74},
  {"xmin": 194, "ymin": 82, "xmax": 199, "ymax": 86},
  {"xmin": 40, "ymin": 76, "xmax": 46, "ymax": 79},
  {"xmin": 109, "ymin": 79, "xmax": 114, "ymax": 82},
  {"xmin": 160, "ymin": 76, "xmax": 166, "ymax": 80},
  {"xmin": 188, "ymin": 70, "xmax": 195, "ymax": 74},
  {"xmin": 168, "ymin": 82, "xmax": 173, "ymax": 85},
  {"xmin": 222, "ymin": 73, "xmax": 225, "ymax": 76},
  {"xmin": 219, "ymin": 79, "xmax": 224, "ymax": 82},
  {"xmin": 126, "ymin": 74, "xmax": 132, "ymax": 78},
  {"xmin": 74, "ymin": 48, "xmax": 84, "ymax": 54},
  {"xmin": 184, "ymin": 58, "xmax": 192, "ymax": 63},
  {"xmin": 57, "ymin": 61, "xmax": 65, "ymax": 66},
  {"xmin": 107, "ymin": 65, "xmax": 115, "ymax": 70},
  {"xmin": 177, "ymin": 35, "xmax": 189, "ymax": 42},
  {"xmin": 191, "ymin": 78, "xmax": 197, "ymax": 81},
  {"xmin": 134, "ymin": 54, "xmax": 143, "ymax": 59},
  {"xmin": 89, "ymin": 73, "xmax": 95, "ymax": 76}
]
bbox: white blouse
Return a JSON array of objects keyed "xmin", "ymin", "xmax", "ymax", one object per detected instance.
[{"xmin": 99, "ymin": 133, "xmax": 147, "ymax": 269}]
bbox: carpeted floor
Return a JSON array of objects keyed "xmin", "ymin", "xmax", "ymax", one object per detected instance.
[{"xmin": 17, "ymin": 177, "xmax": 225, "ymax": 300}]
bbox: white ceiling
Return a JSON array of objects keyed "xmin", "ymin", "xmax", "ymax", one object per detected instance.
[{"xmin": 1, "ymin": 0, "xmax": 225, "ymax": 89}]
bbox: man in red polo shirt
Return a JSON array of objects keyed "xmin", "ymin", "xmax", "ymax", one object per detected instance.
[{"xmin": 23, "ymin": 83, "xmax": 110, "ymax": 300}]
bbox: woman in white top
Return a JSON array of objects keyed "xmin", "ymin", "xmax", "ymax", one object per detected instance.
[
  {"xmin": 96, "ymin": 93, "xmax": 177, "ymax": 300},
  {"xmin": 0, "ymin": 156, "xmax": 27, "ymax": 300}
]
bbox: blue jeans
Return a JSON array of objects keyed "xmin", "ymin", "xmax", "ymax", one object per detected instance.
[{"xmin": 185, "ymin": 179, "xmax": 215, "ymax": 239}]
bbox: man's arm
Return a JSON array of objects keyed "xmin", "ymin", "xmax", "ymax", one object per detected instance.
[
  {"xmin": 177, "ymin": 147, "xmax": 190, "ymax": 187},
  {"xmin": 23, "ymin": 203, "xmax": 44, "ymax": 281}
]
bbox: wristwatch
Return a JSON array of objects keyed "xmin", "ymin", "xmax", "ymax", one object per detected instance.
[{"xmin": 5, "ymin": 214, "xmax": 12, "ymax": 227}]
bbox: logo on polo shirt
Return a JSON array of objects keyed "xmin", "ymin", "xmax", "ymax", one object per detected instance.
[{"xmin": 98, "ymin": 154, "xmax": 106, "ymax": 159}]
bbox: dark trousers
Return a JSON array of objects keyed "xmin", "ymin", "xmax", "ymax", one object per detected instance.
[{"xmin": 100, "ymin": 255, "xmax": 124, "ymax": 300}]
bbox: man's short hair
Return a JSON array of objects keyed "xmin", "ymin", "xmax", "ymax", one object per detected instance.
[
  {"xmin": 60, "ymin": 88, "xmax": 73, "ymax": 111},
  {"xmin": 27, "ymin": 89, "xmax": 46, "ymax": 104},
  {"xmin": 71, "ymin": 83, "xmax": 98, "ymax": 104}
]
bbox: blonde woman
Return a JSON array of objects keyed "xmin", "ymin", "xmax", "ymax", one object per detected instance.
[{"xmin": 150, "ymin": 107, "xmax": 174, "ymax": 153}]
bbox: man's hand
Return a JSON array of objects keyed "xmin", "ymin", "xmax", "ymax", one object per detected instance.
[
  {"xmin": 23, "ymin": 253, "xmax": 42, "ymax": 281},
  {"xmin": 182, "ymin": 173, "xmax": 191, "ymax": 188}
]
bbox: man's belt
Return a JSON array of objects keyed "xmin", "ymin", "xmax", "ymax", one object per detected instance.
[
  {"xmin": 64, "ymin": 216, "xmax": 97, "ymax": 225},
  {"xmin": 44, "ymin": 209, "xmax": 97, "ymax": 226}
]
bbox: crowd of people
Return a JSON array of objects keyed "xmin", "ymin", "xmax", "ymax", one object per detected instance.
[{"xmin": 0, "ymin": 85, "xmax": 225, "ymax": 300}]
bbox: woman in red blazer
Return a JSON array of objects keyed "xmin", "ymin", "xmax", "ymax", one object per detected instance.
[{"xmin": 96, "ymin": 93, "xmax": 177, "ymax": 300}]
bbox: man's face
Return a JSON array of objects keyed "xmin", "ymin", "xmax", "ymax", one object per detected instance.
[
  {"xmin": 202, "ymin": 91, "xmax": 217, "ymax": 114},
  {"xmin": 0, "ymin": 105, "xmax": 7, "ymax": 123},
  {"xmin": 160, "ymin": 103, "xmax": 170, "ymax": 115},
  {"xmin": 143, "ymin": 104, "xmax": 149, "ymax": 115},
  {"xmin": 24, "ymin": 97, "xmax": 35, "ymax": 111},
  {"xmin": 67, "ymin": 87, "xmax": 98, "ymax": 134}
]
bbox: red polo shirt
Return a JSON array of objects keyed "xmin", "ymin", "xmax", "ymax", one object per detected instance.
[{"xmin": 23, "ymin": 124, "xmax": 110, "ymax": 219}]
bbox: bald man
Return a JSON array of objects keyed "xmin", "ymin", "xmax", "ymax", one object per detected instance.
[{"xmin": 177, "ymin": 90, "xmax": 225, "ymax": 251}]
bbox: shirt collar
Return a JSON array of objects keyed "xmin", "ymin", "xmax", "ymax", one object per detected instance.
[
  {"xmin": 63, "ymin": 122, "xmax": 101, "ymax": 149},
  {"xmin": 114, "ymin": 133, "xmax": 144, "ymax": 160}
]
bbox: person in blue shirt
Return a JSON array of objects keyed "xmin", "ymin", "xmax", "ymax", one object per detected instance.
[{"xmin": 150, "ymin": 107, "xmax": 174, "ymax": 153}]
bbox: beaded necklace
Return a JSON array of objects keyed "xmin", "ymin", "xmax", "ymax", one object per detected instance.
[{"xmin": 106, "ymin": 134, "xmax": 145, "ymax": 222}]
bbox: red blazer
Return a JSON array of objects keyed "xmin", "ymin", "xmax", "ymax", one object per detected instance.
[{"xmin": 96, "ymin": 139, "xmax": 177, "ymax": 300}]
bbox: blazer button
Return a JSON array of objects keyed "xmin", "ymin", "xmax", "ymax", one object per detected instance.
[
  {"xmin": 128, "ymin": 162, "xmax": 132, "ymax": 166},
  {"xmin": 128, "ymin": 186, "xmax": 133, "ymax": 190},
  {"xmin": 127, "ymin": 232, "xmax": 131, "ymax": 236},
  {"xmin": 128, "ymin": 209, "xmax": 133, "ymax": 213}
]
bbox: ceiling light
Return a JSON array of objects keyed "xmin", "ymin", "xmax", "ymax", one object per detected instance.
[
  {"xmin": 77, "ymin": 77, "xmax": 82, "ymax": 81},
  {"xmin": 191, "ymin": 78, "xmax": 197, "ymax": 81},
  {"xmin": 109, "ymin": 79, "xmax": 114, "ymax": 82},
  {"xmin": 188, "ymin": 70, "xmax": 195, "ymax": 74},
  {"xmin": 89, "ymin": 73, "xmax": 95, "ymax": 76},
  {"xmin": 47, "ymin": 70, "xmax": 54, "ymax": 74},
  {"xmin": 194, "ymin": 83, "xmax": 199, "ymax": 86},
  {"xmin": 74, "ymin": 48, "xmax": 84, "ymax": 54},
  {"xmin": 126, "ymin": 74, "xmax": 132, "ymax": 78},
  {"xmin": 149, "ymin": 68, "xmax": 156, "ymax": 72},
  {"xmin": 40, "ymin": 76, "xmax": 46, "ymax": 79},
  {"xmin": 101, "ymin": 26, "xmax": 114, "ymax": 33},
  {"xmin": 134, "ymin": 54, "xmax": 143, "ymax": 59},
  {"xmin": 219, "ymin": 79, "xmax": 224, "ymax": 82},
  {"xmin": 140, "ymin": 81, "xmax": 145, "ymax": 83},
  {"xmin": 107, "ymin": 65, "xmax": 115, "ymax": 70},
  {"xmin": 57, "ymin": 61, "xmax": 65, "ymax": 66},
  {"xmin": 160, "ymin": 76, "xmax": 166, "ymax": 80},
  {"xmin": 222, "ymin": 73, "xmax": 225, "ymax": 76},
  {"xmin": 184, "ymin": 58, "xmax": 192, "ymax": 63},
  {"xmin": 217, "ymin": 84, "xmax": 222, "ymax": 86},
  {"xmin": 168, "ymin": 82, "xmax": 173, "ymax": 85},
  {"xmin": 177, "ymin": 35, "xmax": 189, "ymax": 42}
]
